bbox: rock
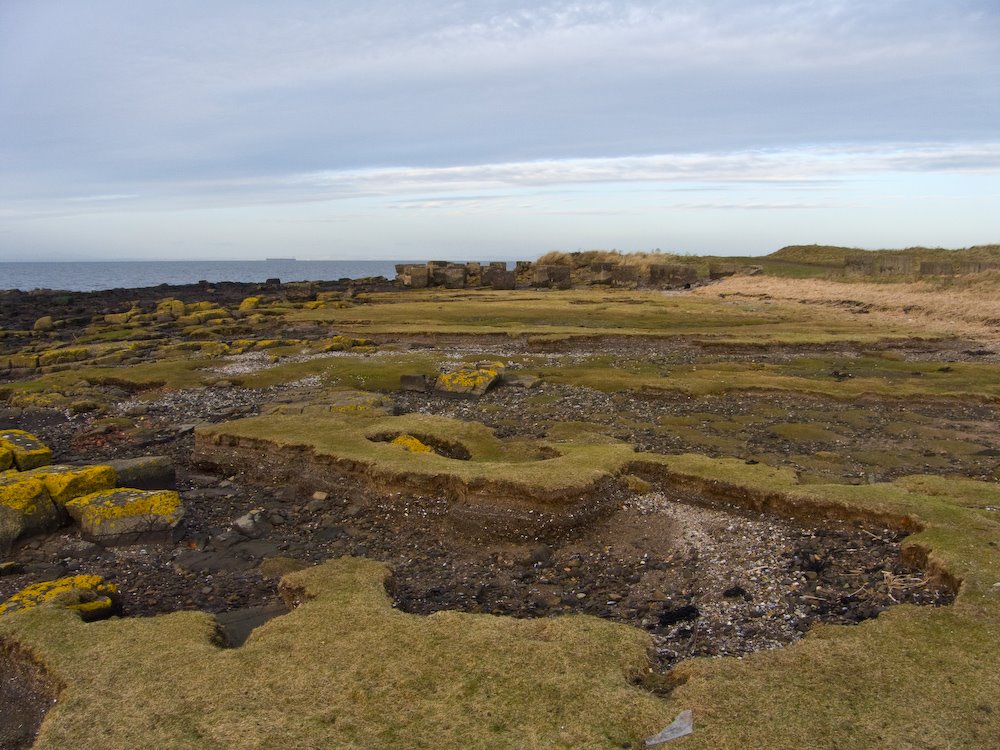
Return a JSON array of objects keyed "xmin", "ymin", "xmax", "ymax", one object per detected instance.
[
  {"xmin": 258, "ymin": 556, "xmax": 310, "ymax": 578},
  {"xmin": 503, "ymin": 374, "xmax": 541, "ymax": 389},
  {"xmin": 233, "ymin": 511, "xmax": 261, "ymax": 536},
  {"xmin": 434, "ymin": 362, "xmax": 505, "ymax": 398},
  {"xmin": 32, "ymin": 315, "xmax": 55, "ymax": 331},
  {"xmin": 400, "ymin": 374, "xmax": 429, "ymax": 392},
  {"xmin": 0, "ymin": 475, "xmax": 58, "ymax": 553},
  {"xmin": 391, "ymin": 434, "xmax": 434, "ymax": 454},
  {"xmin": 0, "ymin": 561, "xmax": 25, "ymax": 576},
  {"xmin": 0, "ymin": 573, "xmax": 120, "ymax": 621},
  {"xmin": 65, "ymin": 488, "xmax": 184, "ymax": 545},
  {"xmin": 0, "ymin": 445, "xmax": 11, "ymax": 471},
  {"xmin": 108, "ymin": 455, "xmax": 176, "ymax": 490},
  {"xmin": 0, "ymin": 429, "xmax": 52, "ymax": 470},
  {"xmin": 17, "ymin": 464, "xmax": 117, "ymax": 508},
  {"xmin": 311, "ymin": 491, "xmax": 329, "ymax": 502}
]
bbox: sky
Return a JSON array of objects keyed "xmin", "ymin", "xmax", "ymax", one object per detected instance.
[{"xmin": 1, "ymin": 0, "xmax": 998, "ymax": 261}]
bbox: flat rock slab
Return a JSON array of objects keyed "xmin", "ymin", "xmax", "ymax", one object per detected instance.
[
  {"xmin": 65, "ymin": 488, "xmax": 183, "ymax": 546},
  {"xmin": 0, "ymin": 431, "xmax": 51, "ymax": 471}
]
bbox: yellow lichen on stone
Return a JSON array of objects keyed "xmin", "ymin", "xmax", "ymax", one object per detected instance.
[
  {"xmin": 434, "ymin": 362, "xmax": 505, "ymax": 396},
  {"xmin": 0, "ymin": 474, "xmax": 57, "ymax": 551},
  {"xmin": 104, "ymin": 305, "xmax": 140, "ymax": 325},
  {"xmin": 9, "ymin": 353, "xmax": 39, "ymax": 369},
  {"xmin": 0, "ymin": 429, "xmax": 52, "ymax": 470},
  {"xmin": 239, "ymin": 296, "xmax": 261, "ymax": 311},
  {"xmin": 391, "ymin": 434, "xmax": 434, "ymax": 454},
  {"xmin": 155, "ymin": 298, "xmax": 186, "ymax": 319},
  {"xmin": 0, "ymin": 574, "xmax": 119, "ymax": 620},
  {"xmin": 0, "ymin": 446, "xmax": 11, "ymax": 472},
  {"xmin": 321, "ymin": 335, "xmax": 375, "ymax": 352},
  {"xmin": 33, "ymin": 315, "xmax": 55, "ymax": 332},
  {"xmin": 19, "ymin": 464, "xmax": 117, "ymax": 506},
  {"xmin": 0, "ymin": 475, "xmax": 50, "ymax": 515},
  {"xmin": 65, "ymin": 488, "xmax": 183, "ymax": 543},
  {"xmin": 38, "ymin": 347, "xmax": 89, "ymax": 367}
]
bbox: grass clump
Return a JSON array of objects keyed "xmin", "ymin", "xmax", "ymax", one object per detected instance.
[{"xmin": 0, "ymin": 557, "xmax": 671, "ymax": 749}]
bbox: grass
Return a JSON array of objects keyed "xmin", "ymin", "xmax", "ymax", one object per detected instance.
[
  {"xmin": 196, "ymin": 412, "xmax": 636, "ymax": 503},
  {"xmin": 287, "ymin": 289, "xmax": 926, "ymax": 345},
  {"xmin": 697, "ymin": 274, "xmax": 1000, "ymax": 343},
  {"xmin": 1, "ymin": 557, "xmax": 670, "ymax": 749},
  {"xmin": 535, "ymin": 355, "xmax": 1000, "ymax": 401}
]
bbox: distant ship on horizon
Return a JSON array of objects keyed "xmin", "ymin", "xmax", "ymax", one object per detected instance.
[{"xmin": 264, "ymin": 257, "xmax": 296, "ymax": 261}]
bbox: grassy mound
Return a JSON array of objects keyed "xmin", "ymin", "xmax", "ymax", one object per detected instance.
[{"xmin": 195, "ymin": 412, "xmax": 634, "ymax": 509}]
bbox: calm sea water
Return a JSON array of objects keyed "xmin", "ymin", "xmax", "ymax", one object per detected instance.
[{"xmin": 0, "ymin": 260, "xmax": 407, "ymax": 292}]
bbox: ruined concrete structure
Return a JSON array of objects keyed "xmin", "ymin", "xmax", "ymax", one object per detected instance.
[{"xmin": 394, "ymin": 260, "xmax": 701, "ymax": 290}]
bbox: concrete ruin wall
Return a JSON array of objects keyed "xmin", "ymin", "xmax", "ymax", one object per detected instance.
[{"xmin": 395, "ymin": 260, "xmax": 702, "ymax": 290}]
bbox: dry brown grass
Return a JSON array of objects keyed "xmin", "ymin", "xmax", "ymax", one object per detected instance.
[{"xmin": 696, "ymin": 274, "xmax": 1000, "ymax": 343}]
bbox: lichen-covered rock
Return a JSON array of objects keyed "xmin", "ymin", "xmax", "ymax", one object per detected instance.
[
  {"xmin": 65, "ymin": 488, "xmax": 183, "ymax": 545},
  {"xmin": 0, "ymin": 445, "xmax": 12, "ymax": 472},
  {"xmin": 391, "ymin": 434, "xmax": 434, "ymax": 454},
  {"xmin": 38, "ymin": 347, "xmax": 90, "ymax": 367},
  {"xmin": 0, "ymin": 475, "xmax": 58, "ymax": 553},
  {"xmin": 320, "ymin": 335, "xmax": 375, "ymax": 352},
  {"xmin": 155, "ymin": 298, "xmax": 186, "ymax": 319},
  {"xmin": 32, "ymin": 315, "xmax": 55, "ymax": 331},
  {"xmin": 239, "ymin": 296, "xmax": 261, "ymax": 311},
  {"xmin": 0, "ymin": 429, "xmax": 52, "ymax": 470},
  {"xmin": 434, "ymin": 362, "xmax": 505, "ymax": 397},
  {"xmin": 0, "ymin": 574, "xmax": 120, "ymax": 621},
  {"xmin": 18, "ymin": 464, "xmax": 117, "ymax": 507}
]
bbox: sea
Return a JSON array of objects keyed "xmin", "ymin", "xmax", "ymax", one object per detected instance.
[{"xmin": 0, "ymin": 259, "xmax": 413, "ymax": 292}]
